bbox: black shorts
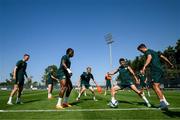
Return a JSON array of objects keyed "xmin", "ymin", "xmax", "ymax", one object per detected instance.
[{"xmin": 14, "ymin": 78, "xmax": 25, "ymax": 86}]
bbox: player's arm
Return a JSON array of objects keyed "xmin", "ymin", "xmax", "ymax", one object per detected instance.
[
  {"xmin": 104, "ymin": 77, "xmax": 107, "ymax": 85},
  {"xmin": 51, "ymin": 75, "xmax": 59, "ymax": 81},
  {"xmin": 13, "ymin": 66, "xmax": 18, "ymax": 80},
  {"xmin": 142, "ymin": 54, "xmax": 152, "ymax": 74},
  {"xmin": 90, "ymin": 74, "xmax": 97, "ymax": 86},
  {"xmin": 62, "ymin": 59, "xmax": 72, "ymax": 75},
  {"xmin": 108, "ymin": 68, "xmax": 119, "ymax": 75},
  {"xmin": 24, "ymin": 71, "xmax": 28, "ymax": 78},
  {"xmin": 62, "ymin": 59, "xmax": 68, "ymax": 69},
  {"xmin": 128, "ymin": 66, "xmax": 139, "ymax": 84},
  {"xmin": 160, "ymin": 54, "xmax": 174, "ymax": 68},
  {"xmin": 92, "ymin": 78, "xmax": 98, "ymax": 86}
]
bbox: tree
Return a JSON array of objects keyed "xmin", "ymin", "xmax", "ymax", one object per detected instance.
[
  {"xmin": 163, "ymin": 46, "xmax": 176, "ymax": 65},
  {"xmin": 32, "ymin": 81, "xmax": 38, "ymax": 87},
  {"xmin": 175, "ymin": 39, "xmax": 180, "ymax": 64},
  {"xmin": 24, "ymin": 76, "xmax": 33, "ymax": 89}
]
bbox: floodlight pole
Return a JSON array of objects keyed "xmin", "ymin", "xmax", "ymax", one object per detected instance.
[{"xmin": 105, "ymin": 33, "xmax": 114, "ymax": 70}]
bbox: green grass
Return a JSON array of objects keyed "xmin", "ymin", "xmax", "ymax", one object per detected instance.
[{"xmin": 0, "ymin": 89, "xmax": 180, "ymax": 120}]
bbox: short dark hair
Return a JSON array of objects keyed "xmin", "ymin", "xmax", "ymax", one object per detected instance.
[
  {"xmin": 119, "ymin": 58, "xmax": 125, "ymax": 63},
  {"xmin": 87, "ymin": 67, "xmax": 91, "ymax": 70},
  {"xmin": 137, "ymin": 44, "xmax": 146, "ymax": 50},
  {"xmin": 66, "ymin": 48, "xmax": 74, "ymax": 55},
  {"xmin": 24, "ymin": 54, "xmax": 30, "ymax": 57}
]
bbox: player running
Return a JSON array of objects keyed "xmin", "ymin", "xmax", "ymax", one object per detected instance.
[
  {"xmin": 104, "ymin": 72, "xmax": 112, "ymax": 96},
  {"xmin": 136, "ymin": 70, "xmax": 151, "ymax": 97},
  {"xmin": 56, "ymin": 48, "xmax": 74, "ymax": 109},
  {"xmin": 76, "ymin": 67, "xmax": 98, "ymax": 101},
  {"xmin": 108, "ymin": 58, "xmax": 151, "ymax": 107},
  {"xmin": 47, "ymin": 68, "xmax": 58, "ymax": 99},
  {"xmin": 137, "ymin": 44, "xmax": 174, "ymax": 110},
  {"xmin": 7, "ymin": 54, "xmax": 30, "ymax": 105}
]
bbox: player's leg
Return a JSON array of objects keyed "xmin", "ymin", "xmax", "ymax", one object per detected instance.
[
  {"xmin": 76, "ymin": 85, "xmax": 86, "ymax": 101},
  {"xmin": 56, "ymin": 79, "xmax": 67, "ymax": 109},
  {"xmin": 146, "ymin": 86, "xmax": 151, "ymax": 97},
  {"xmin": 16, "ymin": 85, "xmax": 23, "ymax": 104},
  {"xmin": 7, "ymin": 84, "xmax": 19, "ymax": 105},
  {"xmin": 104, "ymin": 85, "xmax": 108, "ymax": 96},
  {"xmin": 89, "ymin": 86, "xmax": 97, "ymax": 101},
  {"xmin": 63, "ymin": 79, "xmax": 73, "ymax": 107},
  {"xmin": 84, "ymin": 89, "xmax": 87, "ymax": 96},
  {"xmin": 130, "ymin": 84, "xmax": 151, "ymax": 107},
  {"xmin": 48, "ymin": 84, "xmax": 53, "ymax": 99},
  {"xmin": 111, "ymin": 85, "xmax": 121, "ymax": 102},
  {"xmin": 141, "ymin": 87, "xmax": 145, "ymax": 96},
  {"xmin": 152, "ymin": 83, "xmax": 169, "ymax": 108}
]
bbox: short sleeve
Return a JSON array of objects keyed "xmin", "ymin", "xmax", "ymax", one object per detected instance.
[
  {"xmin": 91, "ymin": 74, "xmax": 94, "ymax": 80},
  {"xmin": 145, "ymin": 50, "xmax": 151, "ymax": 57},
  {"xmin": 16, "ymin": 60, "xmax": 22, "ymax": 68}
]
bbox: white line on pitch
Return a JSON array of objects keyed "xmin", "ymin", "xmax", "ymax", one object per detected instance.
[{"xmin": 0, "ymin": 108, "xmax": 180, "ymax": 112}]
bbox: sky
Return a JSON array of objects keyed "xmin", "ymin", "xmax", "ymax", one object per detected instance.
[{"xmin": 0, "ymin": 0, "xmax": 180, "ymax": 85}]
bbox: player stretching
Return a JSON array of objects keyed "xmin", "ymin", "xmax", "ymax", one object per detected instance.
[
  {"xmin": 7, "ymin": 54, "xmax": 30, "ymax": 105},
  {"xmin": 76, "ymin": 67, "xmax": 98, "ymax": 101},
  {"xmin": 137, "ymin": 70, "xmax": 151, "ymax": 97},
  {"xmin": 109, "ymin": 58, "xmax": 151, "ymax": 107},
  {"xmin": 47, "ymin": 68, "xmax": 58, "ymax": 99},
  {"xmin": 56, "ymin": 48, "xmax": 74, "ymax": 109},
  {"xmin": 104, "ymin": 72, "xmax": 112, "ymax": 96},
  {"xmin": 137, "ymin": 44, "xmax": 173, "ymax": 110}
]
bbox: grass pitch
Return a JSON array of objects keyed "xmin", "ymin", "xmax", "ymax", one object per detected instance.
[{"xmin": 0, "ymin": 89, "xmax": 180, "ymax": 120}]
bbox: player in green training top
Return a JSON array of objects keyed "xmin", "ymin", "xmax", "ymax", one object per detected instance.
[
  {"xmin": 76, "ymin": 67, "xmax": 98, "ymax": 101},
  {"xmin": 136, "ymin": 70, "xmax": 150, "ymax": 97},
  {"xmin": 56, "ymin": 48, "xmax": 74, "ymax": 109},
  {"xmin": 108, "ymin": 58, "xmax": 151, "ymax": 107},
  {"xmin": 7, "ymin": 54, "xmax": 30, "ymax": 105},
  {"xmin": 47, "ymin": 68, "xmax": 58, "ymax": 99},
  {"xmin": 137, "ymin": 44, "xmax": 174, "ymax": 110}
]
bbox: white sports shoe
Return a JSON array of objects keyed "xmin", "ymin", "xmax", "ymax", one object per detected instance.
[
  {"xmin": 165, "ymin": 102, "xmax": 170, "ymax": 106},
  {"xmin": 76, "ymin": 97, "xmax": 80, "ymax": 101},
  {"xmin": 147, "ymin": 103, "xmax": 151, "ymax": 107},
  {"xmin": 7, "ymin": 101, "xmax": 13, "ymax": 105},
  {"xmin": 93, "ymin": 97, "xmax": 98, "ymax": 101}
]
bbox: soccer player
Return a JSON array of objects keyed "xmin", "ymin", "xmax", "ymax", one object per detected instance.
[
  {"xmin": 76, "ymin": 67, "xmax": 98, "ymax": 101},
  {"xmin": 137, "ymin": 70, "xmax": 151, "ymax": 97},
  {"xmin": 56, "ymin": 48, "xmax": 74, "ymax": 109},
  {"xmin": 104, "ymin": 72, "xmax": 112, "ymax": 96},
  {"xmin": 7, "ymin": 54, "xmax": 30, "ymax": 105},
  {"xmin": 47, "ymin": 68, "xmax": 58, "ymax": 99},
  {"xmin": 137, "ymin": 44, "xmax": 174, "ymax": 110},
  {"xmin": 109, "ymin": 58, "xmax": 151, "ymax": 107}
]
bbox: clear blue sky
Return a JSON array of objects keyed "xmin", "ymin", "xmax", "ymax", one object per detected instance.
[{"xmin": 0, "ymin": 0, "xmax": 180, "ymax": 85}]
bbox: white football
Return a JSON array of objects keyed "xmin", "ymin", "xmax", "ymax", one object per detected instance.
[{"xmin": 110, "ymin": 100, "xmax": 119, "ymax": 108}]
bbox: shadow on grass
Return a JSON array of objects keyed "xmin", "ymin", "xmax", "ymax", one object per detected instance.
[
  {"xmin": 118, "ymin": 100, "xmax": 133, "ymax": 105},
  {"xmin": 24, "ymin": 99, "xmax": 41, "ymax": 104},
  {"xmin": 70, "ymin": 101, "xmax": 80, "ymax": 106},
  {"xmin": 163, "ymin": 110, "xmax": 180, "ymax": 118}
]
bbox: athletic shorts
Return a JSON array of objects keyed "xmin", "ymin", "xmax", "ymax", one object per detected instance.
[
  {"xmin": 140, "ymin": 81, "xmax": 147, "ymax": 88},
  {"xmin": 116, "ymin": 82, "xmax": 134, "ymax": 90},
  {"xmin": 14, "ymin": 77, "xmax": 25, "ymax": 86},
  {"xmin": 81, "ymin": 83, "xmax": 91, "ymax": 89},
  {"xmin": 151, "ymin": 70, "xmax": 164, "ymax": 83},
  {"xmin": 57, "ymin": 70, "xmax": 70, "ymax": 80},
  {"xmin": 47, "ymin": 79, "xmax": 53, "ymax": 85}
]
